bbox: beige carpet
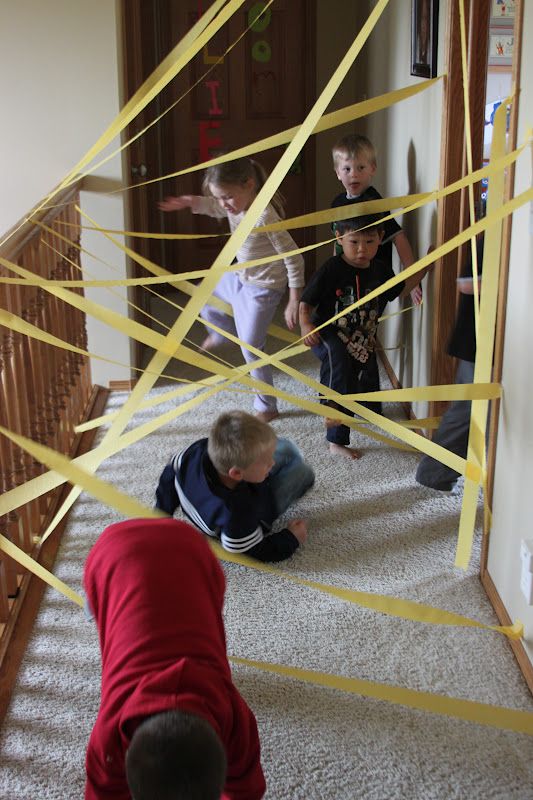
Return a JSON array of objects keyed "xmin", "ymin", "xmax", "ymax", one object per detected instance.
[{"xmin": 1, "ymin": 346, "xmax": 532, "ymax": 800}]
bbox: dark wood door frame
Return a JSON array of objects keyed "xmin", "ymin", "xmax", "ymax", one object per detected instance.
[
  {"xmin": 432, "ymin": 0, "xmax": 489, "ymax": 411},
  {"xmin": 119, "ymin": 0, "xmax": 316, "ymax": 374},
  {"xmin": 437, "ymin": 0, "xmax": 530, "ymax": 690}
]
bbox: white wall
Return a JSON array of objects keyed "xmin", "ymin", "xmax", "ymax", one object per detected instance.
[
  {"xmin": 488, "ymin": 3, "xmax": 533, "ymax": 658},
  {"xmin": 354, "ymin": 0, "xmax": 447, "ymax": 416},
  {"xmin": 0, "ymin": 0, "xmax": 130, "ymax": 387}
]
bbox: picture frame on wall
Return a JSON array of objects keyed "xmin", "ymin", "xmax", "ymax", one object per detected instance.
[
  {"xmin": 410, "ymin": 0, "xmax": 439, "ymax": 78},
  {"xmin": 491, "ymin": 0, "xmax": 516, "ymax": 21},
  {"xmin": 488, "ymin": 28, "xmax": 514, "ymax": 67}
]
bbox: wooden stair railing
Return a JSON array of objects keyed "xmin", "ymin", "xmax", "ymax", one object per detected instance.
[{"xmin": 0, "ymin": 184, "xmax": 108, "ymax": 682}]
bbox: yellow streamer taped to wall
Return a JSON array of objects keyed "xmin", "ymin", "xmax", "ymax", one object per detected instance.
[
  {"xmin": 0, "ymin": 0, "xmax": 530, "ymax": 740},
  {"xmin": 230, "ymin": 657, "xmax": 533, "ymax": 736},
  {"xmin": 37, "ymin": 0, "xmax": 394, "ymax": 542}
]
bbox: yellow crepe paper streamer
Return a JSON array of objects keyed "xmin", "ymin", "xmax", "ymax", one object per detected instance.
[
  {"xmin": 0, "ymin": 424, "xmax": 164, "ymax": 524},
  {"xmin": 0, "ymin": 0, "xmax": 230, "ymax": 248},
  {"xmin": 39, "ymin": 0, "xmax": 393, "ymax": 540},
  {"xmin": 0, "ymin": 306, "xmax": 235, "ymax": 388},
  {"xmin": 4, "ymin": 207, "xmax": 527, "ymax": 493},
  {"xmin": 62, "ymin": 1, "xmax": 276, "ymax": 187},
  {"xmin": 229, "ymin": 657, "xmax": 533, "ymax": 736},
  {"xmin": 2, "ymin": 194, "xmax": 529, "ymax": 499},
  {"xmin": 458, "ymin": 0, "xmax": 481, "ymax": 329},
  {"xmin": 76, "ymin": 380, "xmax": 499, "ymax": 436},
  {"xmin": 342, "ymin": 383, "xmax": 501, "ymax": 402},
  {"xmin": 0, "ymin": 419, "xmax": 520, "ymax": 641},
  {"xmin": 0, "ymin": 534, "xmax": 84, "ymax": 608},
  {"xmin": 38, "ymin": 1, "xmax": 240, "ymax": 203},
  {"xmin": 211, "ymin": 542, "xmax": 521, "ymax": 639},
  {"xmin": 117, "ymin": 79, "xmax": 442, "ymax": 194},
  {"xmin": 0, "ymin": 375, "xmax": 238, "ymax": 522},
  {"xmin": 38, "ymin": 138, "xmax": 524, "ymax": 296},
  {"xmin": 455, "ymin": 99, "xmax": 509, "ymax": 569},
  {"xmin": 0, "ymin": 2, "xmax": 527, "ymax": 742},
  {"xmin": 1, "ymin": 520, "xmax": 526, "ymax": 733},
  {"xmin": 45, "ymin": 138, "xmax": 526, "ymax": 244}
]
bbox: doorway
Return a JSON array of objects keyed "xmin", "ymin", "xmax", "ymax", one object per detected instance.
[{"xmin": 121, "ymin": 0, "xmax": 316, "ymax": 368}]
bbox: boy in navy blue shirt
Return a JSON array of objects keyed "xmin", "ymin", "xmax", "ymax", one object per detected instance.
[{"xmin": 155, "ymin": 410, "xmax": 314, "ymax": 562}]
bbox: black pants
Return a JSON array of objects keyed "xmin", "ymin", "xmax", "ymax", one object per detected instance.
[
  {"xmin": 415, "ymin": 359, "xmax": 474, "ymax": 490},
  {"xmin": 312, "ymin": 333, "xmax": 381, "ymax": 446}
]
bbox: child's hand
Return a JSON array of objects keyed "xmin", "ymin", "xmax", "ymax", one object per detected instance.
[
  {"xmin": 300, "ymin": 322, "xmax": 321, "ymax": 347},
  {"xmin": 284, "ymin": 297, "xmax": 300, "ymax": 330},
  {"xmin": 287, "ymin": 519, "xmax": 307, "ymax": 544},
  {"xmin": 158, "ymin": 195, "xmax": 193, "ymax": 212},
  {"xmin": 410, "ymin": 284, "xmax": 423, "ymax": 305}
]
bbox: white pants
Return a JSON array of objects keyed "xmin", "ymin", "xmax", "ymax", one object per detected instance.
[{"xmin": 201, "ymin": 272, "xmax": 285, "ymax": 413}]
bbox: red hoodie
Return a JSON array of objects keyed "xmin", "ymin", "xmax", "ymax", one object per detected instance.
[{"xmin": 84, "ymin": 518, "xmax": 265, "ymax": 800}]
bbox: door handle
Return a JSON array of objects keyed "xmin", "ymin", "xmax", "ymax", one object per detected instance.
[{"xmin": 131, "ymin": 163, "xmax": 148, "ymax": 178}]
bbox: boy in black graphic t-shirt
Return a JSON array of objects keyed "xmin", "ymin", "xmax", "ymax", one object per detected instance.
[
  {"xmin": 330, "ymin": 133, "xmax": 423, "ymax": 305},
  {"xmin": 300, "ymin": 216, "xmax": 421, "ymax": 460}
]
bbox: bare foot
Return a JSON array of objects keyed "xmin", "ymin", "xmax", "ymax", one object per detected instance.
[
  {"xmin": 255, "ymin": 410, "xmax": 280, "ymax": 423},
  {"xmin": 200, "ymin": 334, "xmax": 222, "ymax": 351},
  {"xmin": 328, "ymin": 442, "xmax": 361, "ymax": 460}
]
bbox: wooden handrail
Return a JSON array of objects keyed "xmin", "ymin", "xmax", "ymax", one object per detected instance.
[{"xmin": 0, "ymin": 181, "xmax": 93, "ymax": 629}]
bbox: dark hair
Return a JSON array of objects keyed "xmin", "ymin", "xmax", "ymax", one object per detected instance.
[
  {"xmin": 126, "ymin": 710, "xmax": 226, "ymax": 800},
  {"xmin": 335, "ymin": 214, "xmax": 385, "ymax": 236},
  {"xmin": 202, "ymin": 156, "xmax": 285, "ymax": 218}
]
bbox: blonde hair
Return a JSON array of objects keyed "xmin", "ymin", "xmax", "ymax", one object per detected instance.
[
  {"xmin": 332, "ymin": 134, "xmax": 377, "ymax": 168},
  {"xmin": 202, "ymin": 157, "xmax": 286, "ymax": 218},
  {"xmin": 207, "ymin": 410, "xmax": 277, "ymax": 474}
]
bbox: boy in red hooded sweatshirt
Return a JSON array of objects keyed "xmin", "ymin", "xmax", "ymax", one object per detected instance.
[{"xmin": 84, "ymin": 517, "xmax": 265, "ymax": 800}]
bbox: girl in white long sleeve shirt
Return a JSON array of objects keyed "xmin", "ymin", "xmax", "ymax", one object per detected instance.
[{"xmin": 159, "ymin": 157, "xmax": 304, "ymax": 422}]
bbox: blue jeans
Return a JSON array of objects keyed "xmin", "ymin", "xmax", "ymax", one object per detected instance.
[
  {"xmin": 269, "ymin": 438, "xmax": 315, "ymax": 518},
  {"xmin": 313, "ymin": 333, "xmax": 381, "ymax": 446}
]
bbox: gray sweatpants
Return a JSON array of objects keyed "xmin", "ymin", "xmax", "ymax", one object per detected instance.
[{"xmin": 415, "ymin": 359, "xmax": 474, "ymax": 491}]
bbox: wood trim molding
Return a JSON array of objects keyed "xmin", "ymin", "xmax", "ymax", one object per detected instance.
[
  {"xmin": 482, "ymin": 0, "xmax": 524, "ymax": 572},
  {"xmin": 0, "ymin": 182, "xmax": 82, "ymax": 260},
  {"xmin": 377, "ymin": 346, "xmax": 420, "ymax": 427},
  {"xmin": 0, "ymin": 385, "xmax": 110, "ymax": 727},
  {"xmin": 480, "ymin": 570, "xmax": 533, "ymax": 696},
  {"xmin": 108, "ymin": 379, "xmax": 138, "ymax": 391}
]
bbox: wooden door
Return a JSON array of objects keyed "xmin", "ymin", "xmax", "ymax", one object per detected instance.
[{"xmin": 121, "ymin": 0, "xmax": 316, "ymax": 353}]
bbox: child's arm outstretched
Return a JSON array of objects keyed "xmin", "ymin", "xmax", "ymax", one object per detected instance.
[
  {"xmin": 159, "ymin": 194, "xmax": 227, "ymax": 218},
  {"xmin": 158, "ymin": 195, "xmax": 195, "ymax": 212}
]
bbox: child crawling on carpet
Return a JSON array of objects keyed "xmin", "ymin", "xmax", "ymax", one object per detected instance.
[
  {"xmin": 155, "ymin": 410, "xmax": 314, "ymax": 562},
  {"xmin": 84, "ymin": 517, "xmax": 266, "ymax": 799}
]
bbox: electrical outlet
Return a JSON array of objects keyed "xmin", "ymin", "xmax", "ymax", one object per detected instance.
[
  {"xmin": 520, "ymin": 567, "xmax": 533, "ymax": 605},
  {"xmin": 520, "ymin": 539, "xmax": 533, "ymax": 573}
]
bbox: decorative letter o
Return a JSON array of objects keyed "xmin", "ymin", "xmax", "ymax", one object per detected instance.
[
  {"xmin": 252, "ymin": 40, "xmax": 272, "ymax": 63},
  {"xmin": 248, "ymin": 2, "xmax": 271, "ymax": 33}
]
